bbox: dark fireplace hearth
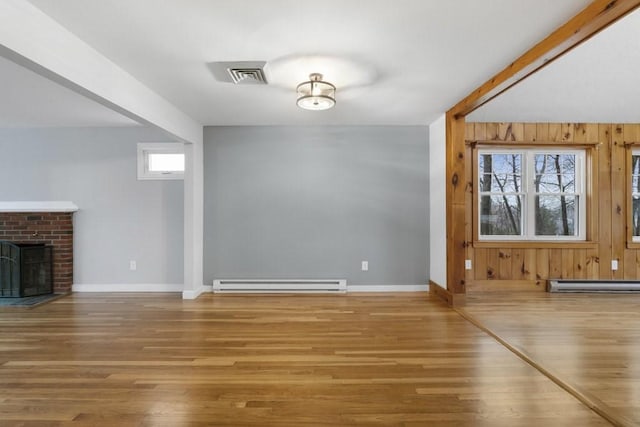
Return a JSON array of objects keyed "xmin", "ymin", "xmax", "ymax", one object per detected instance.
[
  {"xmin": 0, "ymin": 205, "xmax": 76, "ymax": 293},
  {"xmin": 0, "ymin": 241, "xmax": 53, "ymax": 297}
]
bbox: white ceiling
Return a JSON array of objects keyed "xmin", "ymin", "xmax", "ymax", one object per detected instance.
[
  {"xmin": 468, "ymin": 7, "xmax": 640, "ymax": 123},
  {"xmin": 0, "ymin": 55, "xmax": 137, "ymax": 128},
  {"xmin": 21, "ymin": 0, "xmax": 591, "ymax": 126}
]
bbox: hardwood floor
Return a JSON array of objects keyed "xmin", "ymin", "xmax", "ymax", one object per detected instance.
[
  {"xmin": 460, "ymin": 292, "xmax": 640, "ymax": 427},
  {"xmin": 0, "ymin": 293, "xmax": 609, "ymax": 426}
]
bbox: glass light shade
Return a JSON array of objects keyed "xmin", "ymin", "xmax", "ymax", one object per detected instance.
[{"xmin": 296, "ymin": 73, "xmax": 336, "ymax": 110}]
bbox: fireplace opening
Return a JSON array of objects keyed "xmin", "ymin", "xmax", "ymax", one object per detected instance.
[{"xmin": 0, "ymin": 241, "xmax": 53, "ymax": 297}]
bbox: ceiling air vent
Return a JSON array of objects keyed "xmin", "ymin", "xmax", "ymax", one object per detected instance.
[
  {"xmin": 228, "ymin": 68, "xmax": 268, "ymax": 85},
  {"xmin": 208, "ymin": 61, "xmax": 269, "ymax": 85}
]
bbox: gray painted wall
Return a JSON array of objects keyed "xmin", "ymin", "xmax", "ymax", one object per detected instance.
[
  {"xmin": 0, "ymin": 127, "xmax": 183, "ymax": 286},
  {"xmin": 204, "ymin": 126, "xmax": 429, "ymax": 287}
]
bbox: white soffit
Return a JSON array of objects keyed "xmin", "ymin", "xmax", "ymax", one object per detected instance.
[
  {"xmin": 1, "ymin": 0, "xmax": 202, "ymax": 144},
  {"xmin": 468, "ymin": 8, "xmax": 640, "ymax": 123},
  {"xmin": 0, "ymin": 55, "xmax": 137, "ymax": 128},
  {"xmin": 27, "ymin": 0, "xmax": 591, "ymax": 126}
]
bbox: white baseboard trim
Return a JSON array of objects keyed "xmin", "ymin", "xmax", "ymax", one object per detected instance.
[
  {"xmin": 73, "ymin": 284, "xmax": 428, "ymax": 294},
  {"xmin": 73, "ymin": 283, "xmax": 183, "ymax": 293},
  {"xmin": 182, "ymin": 285, "xmax": 213, "ymax": 300},
  {"xmin": 348, "ymin": 284, "xmax": 429, "ymax": 292}
]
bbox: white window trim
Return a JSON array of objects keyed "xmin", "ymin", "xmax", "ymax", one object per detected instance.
[
  {"xmin": 137, "ymin": 142, "xmax": 185, "ymax": 180},
  {"xmin": 631, "ymin": 148, "xmax": 640, "ymax": 243},
  {"xmin": 478, "ymin": 148, "xmax": 586, "ymax": 241}
]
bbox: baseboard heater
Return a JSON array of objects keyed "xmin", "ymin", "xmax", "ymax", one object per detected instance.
[
  {"xmin": 212, "ymin": 279, "xmax": 347, "ymax": 293},
  {"xmin": 548, "ymin": 280, "xmax": 640, "ymax": 293}
]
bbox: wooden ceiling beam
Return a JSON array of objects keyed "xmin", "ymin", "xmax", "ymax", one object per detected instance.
[{"xmin": 450, "ymin": 0, "xmax": 640, "ymax": 118}]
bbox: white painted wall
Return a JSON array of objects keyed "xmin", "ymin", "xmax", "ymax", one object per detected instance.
[
  {"xmin": 428, "ymin": 114, "xmax": 447, "ymax": 288},
  {"xmin": 0, "ymin": 127, "xmax": 184, "ymax": 291},
  {"xmin": 182, "ymin": 139, "xmax": 205, "ymax": 299}
]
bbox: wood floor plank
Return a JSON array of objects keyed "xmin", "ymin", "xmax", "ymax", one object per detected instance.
[
  {"xmin": 460, "ymin": 292, "xmax": 640, "ymax": 427},
  {"xmin": 0, "ymin": 293, "xmax": 609, "ymax": 426}
]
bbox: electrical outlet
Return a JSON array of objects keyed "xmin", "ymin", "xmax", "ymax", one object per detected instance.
[
  {"xmin": 361, "ymin": 261, "xmax": 369, "ymax": 271},
  {"xmin": 611, "ymin": 259, "xmax": 618, "ymax": 271},
  {"xmin": 130, "ymin": 260, "xmax": 137, "ymax": 271},
  {"xmin": 465, "ymin": 259, "xmax": 472, "ymax": 270}
]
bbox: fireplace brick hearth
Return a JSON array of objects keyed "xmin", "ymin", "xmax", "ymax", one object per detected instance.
[{"xmin": 0, "ymin": 212, "xmax": 74, "ymax": 293}]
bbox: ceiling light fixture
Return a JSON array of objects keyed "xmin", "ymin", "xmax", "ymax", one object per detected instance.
[{"xmin": 296, "ymin": 73, "xmax": 336, "ymax": 111}]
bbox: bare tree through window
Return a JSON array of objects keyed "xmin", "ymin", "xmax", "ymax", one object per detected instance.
[
  {"xmin": 535, "ymin": 154, "xmax": 576, "ymax": 236},
  {"xmin": 479, "ymin": 153, "xmax": 523, "ymax": 236},
  {"xmin": 478, "ymin": 149, "xmax": 584, "ymax": 240},
  {"xmin": 632, "ymin": 153, "xmax": 640, "ymax": 238}
]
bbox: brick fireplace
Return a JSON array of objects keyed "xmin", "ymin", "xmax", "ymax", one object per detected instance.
[{"xmin": 0, "ymin": 202, "xmax": 77, "ymax": 293}]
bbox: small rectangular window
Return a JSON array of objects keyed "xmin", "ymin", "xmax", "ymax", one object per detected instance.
[
  {"xmin": 478, "ymin": 148, "xmax": 586, "ymax": 241},
  {"xmin": 137, "ymin": 143, "xmax": 184, "ymax": 180}
]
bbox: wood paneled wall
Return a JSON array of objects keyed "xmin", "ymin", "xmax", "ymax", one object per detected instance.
[{"xmin": 465, "ymin": 122, "xmax": 640, "ymax": 291}]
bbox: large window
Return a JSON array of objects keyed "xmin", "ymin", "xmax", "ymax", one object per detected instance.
[
  {"xmin": 478, "ymin": 148, "xmax": 586, "ymax": 241},
  {"xmin": 631, "ymin": 149, "xmax": 640, "ymax": 242}
]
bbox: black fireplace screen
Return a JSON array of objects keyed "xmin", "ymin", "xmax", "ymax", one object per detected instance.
[{"xmin": 0, "ymin": 241, "xmax": 53, "ymax": 297}]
